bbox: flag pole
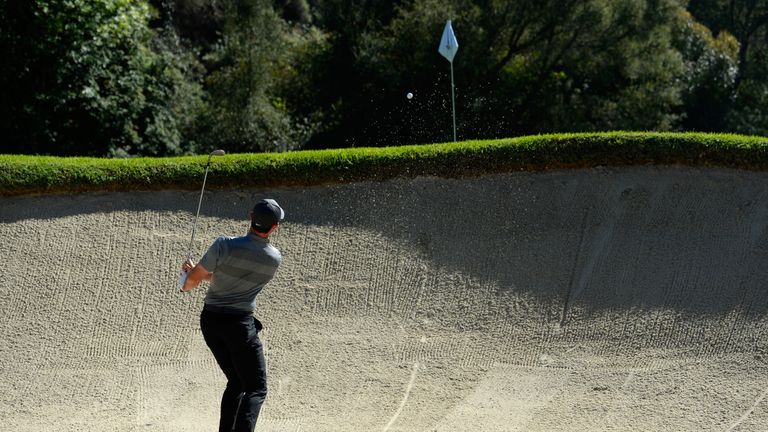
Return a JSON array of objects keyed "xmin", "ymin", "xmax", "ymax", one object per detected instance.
[
  {"xmin": 439, "ymin": 20, "xmax": 459, "ymax": 143},
  {"xmin": 450, "ymin": 60, "xmax": 456, "ymax": 142}
]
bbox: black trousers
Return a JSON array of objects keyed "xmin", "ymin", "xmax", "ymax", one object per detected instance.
[{"xmin": 200, "ymin": 308, "xmax": 268, "ymax": 432}]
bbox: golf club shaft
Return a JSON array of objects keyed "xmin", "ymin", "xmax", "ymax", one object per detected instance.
[{"xmin": 186, "ymin": 156, "xmax": 214, "ymax": 260}]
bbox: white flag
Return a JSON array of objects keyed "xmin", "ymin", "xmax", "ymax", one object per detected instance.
[{"xmin": 438, "ymin": 20, "xmax": 459, "ymax": 62}]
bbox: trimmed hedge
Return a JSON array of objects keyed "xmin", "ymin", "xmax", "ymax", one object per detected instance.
[{"xmin": 2, "ymin": 131, "xmax": 768, "ymax": 196}]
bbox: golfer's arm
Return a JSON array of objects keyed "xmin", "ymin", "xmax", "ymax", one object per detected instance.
[{"xmin": 182, "ymin": 264, "xmax": 212, "ymax": 292}]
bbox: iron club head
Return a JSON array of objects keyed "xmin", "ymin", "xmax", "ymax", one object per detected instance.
[{"xmin": 206, "ymin": 149, "xmax": 226, "ymax": 165}]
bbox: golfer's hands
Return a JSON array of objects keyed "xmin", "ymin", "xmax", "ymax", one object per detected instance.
[
  {"xmin": 178, "ymin": 260, "xmax": 211, "ymax": 293},
  {"xmin": 181, "ymin": 259, "xmax": 194, "ymax": 273},
  {"xmin": 179, "ymin": 259, "xmax": 193, "ymax": 292}
]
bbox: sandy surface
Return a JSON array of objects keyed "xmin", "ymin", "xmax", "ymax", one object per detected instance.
[{"xmin": 1, "ymin": 165, "xmax": 767, "ymax": 431}]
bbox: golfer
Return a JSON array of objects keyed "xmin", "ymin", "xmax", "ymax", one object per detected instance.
[{"xmin": 180, "ymin": 198, "xmax": 284, "ymax": 432}]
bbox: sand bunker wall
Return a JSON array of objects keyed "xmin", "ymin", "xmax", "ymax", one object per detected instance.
[{"xmin": 1, "ymin": 166, "xmax": 767, "ymax": 373}]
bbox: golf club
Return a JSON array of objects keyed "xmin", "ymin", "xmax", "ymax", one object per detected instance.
[{"xmin": 179, "ymin": 149, "xmax": 225, "ymax": 291}]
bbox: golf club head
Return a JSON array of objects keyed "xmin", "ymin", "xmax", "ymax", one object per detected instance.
[{"xmin": 205, "ymin": 149, "xmax": 226, "ymax": 165}]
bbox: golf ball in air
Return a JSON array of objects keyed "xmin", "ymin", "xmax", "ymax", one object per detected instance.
[{"xmin": 406, "ymin": 92, "xmax": 413, "ymax": 99}]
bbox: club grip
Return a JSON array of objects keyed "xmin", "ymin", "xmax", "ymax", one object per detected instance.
[{"xmin": 178, "ymin": 270, "xmax": 188, "ymax": 292}]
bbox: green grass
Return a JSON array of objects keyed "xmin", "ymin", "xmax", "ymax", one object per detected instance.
[{"xmin": 3, "ymin": 131, "xmax": 768, "ymax": 196}]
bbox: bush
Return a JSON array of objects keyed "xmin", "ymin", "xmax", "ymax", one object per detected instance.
[
  {"xmin": 194, "ymin": 0, "xmax": 311, "ymax": 153},
  {"xmin": 0, "ymin": 0, "xmax": 202, "ymax": 156},
  {"xmin": 3, "ymin": 132, "xmax": 768, "ymax": 196}
]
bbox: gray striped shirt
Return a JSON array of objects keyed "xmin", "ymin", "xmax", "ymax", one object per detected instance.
[{"xmin": 199, "ymin": 233, "xmax": 282, "ymax": 313}]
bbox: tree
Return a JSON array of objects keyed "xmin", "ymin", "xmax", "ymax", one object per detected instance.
[
  {"xmin": 294, "ymin": 0, "xmax": 688, "ymax": 147},
  {"xmin": 0, "ymin": 0, "xmax": 202, "ymax": 156},
  {"xmin": 688, "ymin": 0, "xmax": 768, "ymax": 135},
  {"xmin": 195, "ymin": 0, "xmax": 312, "ymax": 152},
  {"xmin": 673, "ymin": 9, "xmax": 739, "ymax": 132},
  {"xmin": 279, "ymin": 0, "xmax": 407, "ymax": 148}
]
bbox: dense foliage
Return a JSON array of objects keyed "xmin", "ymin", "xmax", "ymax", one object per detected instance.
[
  {"xmin": 0, "ymin": 0, "xmax": 203, "ymax": 156},
  {"xmin": 3, "ymin": 0, "xmax": 768, "ymax": 156}
]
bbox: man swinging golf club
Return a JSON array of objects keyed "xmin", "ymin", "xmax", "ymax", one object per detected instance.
[{"xmin": 180, "ymin": 198, "xmax": 285, "ymax": 432}]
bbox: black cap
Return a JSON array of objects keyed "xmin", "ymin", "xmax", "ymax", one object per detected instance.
[{"xmin": 251, "ymin": 199, "xmax": 285, "ymax": 230}]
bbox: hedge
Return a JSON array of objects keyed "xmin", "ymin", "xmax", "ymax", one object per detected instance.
[{"xmin": 2, "ymin": 131, "xmax": 768, "ymax": 196}]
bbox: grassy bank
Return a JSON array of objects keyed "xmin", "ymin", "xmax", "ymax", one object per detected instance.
[{"xmin": 2, "ymin": 131, "xmax": 768, "ymax": 196}]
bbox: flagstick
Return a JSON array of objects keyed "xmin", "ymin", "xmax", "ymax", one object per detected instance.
[
  {"xmin": 439, "ymin": 19, "xmax": 459, "ymax": 142},
  {"xmin": 450, "ymin": 60, "xmax": 456, "ymax": 142}
]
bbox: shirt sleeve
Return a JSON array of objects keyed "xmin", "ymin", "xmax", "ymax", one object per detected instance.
[{"xmin": 199, "ymin": 237, "xmax": 226, "ymax": 273}]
